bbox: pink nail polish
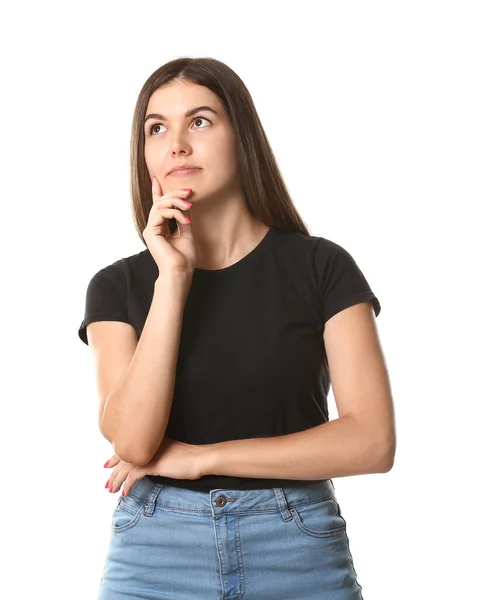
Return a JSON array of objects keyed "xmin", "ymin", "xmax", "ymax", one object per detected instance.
[
  {"xmin": 109, "ymin": 484, "xmax": 113, "ymax": 492},
  {"xmin": 104, "ymin": 460, "xmax": 110, "ymax": 468},
  {"xmin": 105, "ymin": 479, "xmax": 110, "ymax": 488}
]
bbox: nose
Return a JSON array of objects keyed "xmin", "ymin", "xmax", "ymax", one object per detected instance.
[
  {"xmin": 171, "ymin": 146, "xmax": 188, "ymax": 156},
  {"xmin": 169, "ymin": 127, "xmax": 191, "ymax": 155}
]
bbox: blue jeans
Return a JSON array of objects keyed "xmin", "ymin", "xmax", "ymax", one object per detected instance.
[{"xmin": 98, "ymin": 476, "xmax": 364, "ymax": 599}]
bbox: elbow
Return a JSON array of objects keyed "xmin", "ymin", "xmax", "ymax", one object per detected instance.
[
  {"xmin": 99, "ymin": 421, "xmax": 153, "ymax": 466},
  {"xmin": 377, "ymin": 434, "xmax": 396, "ymax": 473},
  {"xmin": 111, "ymin": 441, "xmax": 152, "ymax": 467},
  {"xmin": 378, "ymin": 453, "xmax": 394, "ymax": 473},
  {"xmin": 99, "ymin": 412, "xmax": 164, "ymax": 466},
  {"xmin": 99, "ymin": 418, "xmax": 114, "ymax": 445},
  {"xmin": 358, "ymin": 419, "xmax": 396, "ymax": 473}
]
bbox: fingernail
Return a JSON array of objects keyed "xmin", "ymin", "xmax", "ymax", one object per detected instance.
[
  {"xmin": 152, "ymin": 176, "xmax": 155, "ymax": 183},
  {"xmin": 184, "ymin": 201, "xmax": 192, "ymax": 207},
  {"xmin": 181, "ymin": 188, "xmax": 192, "ymax": 192},
  {"xmin": 105, "ymin": 479, "xmax": 110, "ymax": 488},
  {"xmin": 104, "ymin": 460, "xmax": 110, "ymax": 468},
  {"xmin": 109, "ymin": 484, "xmax": 113, "ymax": 493},
  {"xmin": 122, "ymin": 489, "xmax": 125, "ymax": 496}
]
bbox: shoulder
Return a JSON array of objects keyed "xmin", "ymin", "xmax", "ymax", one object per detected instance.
[
  {"xmin": 87, "ymin": 248, "xmax": 153, "ymax": 286},
  {"xmin": 274, "ymin": 229, "xmax": 353, "ymax": 270},
  {"xmin": 270, "ymin": 228, "xmax": 334, "ymax": 256},
  {"xmin": 307, "ymin": 234, "xmax": 367, "ymax": 278},
  {"xmin": 273, "ymin": 228, "xmax": 345, "ymax": 253},
  {"xmin": 309, "ymin": 233, "xmax": 353, "ymax": 261}
]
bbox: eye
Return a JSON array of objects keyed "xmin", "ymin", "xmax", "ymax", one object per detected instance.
[
  {"xmin": 147, "ymin": 123, "xmax": 164, "ymax": 135},
  {"xmin": 145, "ymin": 116, "xmax": 212, "ymax": 136},
  {"xmin": 192, "ymin": 116, "xmax": 211, "ymax": 128}
]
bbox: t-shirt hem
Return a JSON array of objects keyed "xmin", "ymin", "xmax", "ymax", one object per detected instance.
[
  {"xmin": 146, "ymin": 474, "xmax": 330, "ymax": 491},
  {"xmin": 324, "ymin": 291, "xmax": 381, "ymax": 325},
  {"xmin": 78, "ymin": 312, "xmax": 132, "ymax": 345}
]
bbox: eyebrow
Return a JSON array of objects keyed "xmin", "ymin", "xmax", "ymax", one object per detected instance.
[{"xmin": 144, "ymin": 105, "xmax": 219, "ymax": 124}]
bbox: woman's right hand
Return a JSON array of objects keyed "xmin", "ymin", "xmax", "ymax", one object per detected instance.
[{"xmin": 142, "ymin": 175, "xmax": 198, "ymax": 275}]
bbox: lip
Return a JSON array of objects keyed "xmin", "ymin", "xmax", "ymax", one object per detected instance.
[
  {"xmin": 168, "ymin": 168, "xmax": 202, "ymax": 177},
  {"xmin": 168, "ymin": 165, "xmax": 202, "ymax": 175}
]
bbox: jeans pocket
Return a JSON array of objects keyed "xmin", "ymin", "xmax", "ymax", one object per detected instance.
[
  {"xmin": 111, "ymin": 493, "xmax": 146, "ymax": 533},
  {"xmin": 289, "ymin": 496, "xmax": 347, "ymax": 539}
]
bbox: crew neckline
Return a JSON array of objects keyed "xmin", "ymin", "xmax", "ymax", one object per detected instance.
[{"xmin": 194, "ymin": 227, "xmax": 274, "ymax": 274}]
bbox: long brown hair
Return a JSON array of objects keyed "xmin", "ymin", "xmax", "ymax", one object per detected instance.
[{"xmin": 129, "ymin": 57, "xmax": 311, "ymax": 244}]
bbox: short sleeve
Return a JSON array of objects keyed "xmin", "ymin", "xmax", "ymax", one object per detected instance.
[
  {"xmin": 316, "ymin": 238, "xmax": 381, "ymax": 325},
  {"xmin": 78, "ymin": 263, "xmax": 132, "ymax": 346}
]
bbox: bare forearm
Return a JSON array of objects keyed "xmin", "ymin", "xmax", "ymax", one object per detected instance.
[
  {"xmin": 203, "ymin": 416, "xmax": 394, "ymax": 480},
  {"xmin": 101, "ymin": 274, "xmax": 192, "ymax": 465}
]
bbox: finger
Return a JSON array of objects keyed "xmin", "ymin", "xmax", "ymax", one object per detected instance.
[
  {"xmin": 108, "ymin": 464, "xmax": 128, "ymax": 493},
  {"xmin": 105, "ymin": 461, "xmax": 122, "ymax": 488},
  {"xmin": 107, "ymin": 459, "xmax": 134, "ymax": 491},
  {"xmin": 104, "ymin": 454, "xmax": 120, "ymax": 468},
  {"xmin": 106, "ymin": 466, "xmax": 119, "ymax": 491},
  {"xmin": 151, "ymin": 175, "xmax": 163, "ymax": 202},
  {"xmin": 122, "ymin": 468, "xmax": 143, "ymax": 497},
  {"xmin": 154, "ymin": 196, "xmax": 192, "ymax": 210},
  {"xmin": 155, "ymin": 206, "xmax": 191, "ymax": 227}
]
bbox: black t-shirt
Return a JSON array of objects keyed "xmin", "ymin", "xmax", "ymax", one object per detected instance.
[{"xmin": 78, "ymin": 228, "xmax": 381, "ymax": 490}]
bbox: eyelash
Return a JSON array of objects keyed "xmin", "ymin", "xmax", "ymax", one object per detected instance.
[{"xmin": 145, "ymin": 116, "xmax": 212, "ymax": 135}]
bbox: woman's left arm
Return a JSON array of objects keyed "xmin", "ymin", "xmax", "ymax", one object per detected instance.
[{"xmin": 202, "ymin": 302, "xmax": 396, "ymax": 480}]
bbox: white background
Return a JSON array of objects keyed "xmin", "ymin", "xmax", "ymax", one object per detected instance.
[{"xmin": 1, "ymin": 1, "xmax": 483, "ymax": 598}]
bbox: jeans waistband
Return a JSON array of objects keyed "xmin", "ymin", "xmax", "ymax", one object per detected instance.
[{"xmin": 127, "ymin": 476, "xmax": 336, "ymax": 520}]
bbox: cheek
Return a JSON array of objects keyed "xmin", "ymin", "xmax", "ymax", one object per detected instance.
[
  {"xmin": 143, "ymin": 147, "xmax": 154, "ymax": 170},
  {"xmin": 144, "ymin": 147, "xmax": 165, "ymax": 178},
  {"xmin": 208, "ymin": 156, "xmax": 239, "ymax": 185},
  {"xmin": 208, "ymin": 136, "xmax": 239, "ymax": 173}
]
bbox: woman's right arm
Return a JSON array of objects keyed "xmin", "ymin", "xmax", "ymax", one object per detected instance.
[{"xmin": 100, "ymin": 272, "xmax": 192, "ymax": 466}]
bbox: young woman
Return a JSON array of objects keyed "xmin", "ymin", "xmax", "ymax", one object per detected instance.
[{"xmin": 79, "ymin": 57, "xmax": 395, "ymax": 600}]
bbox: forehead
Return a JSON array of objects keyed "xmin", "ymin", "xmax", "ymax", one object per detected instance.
[{"xmin": 146, "ymin": 81, "xmax": 222, "ymax": 116}]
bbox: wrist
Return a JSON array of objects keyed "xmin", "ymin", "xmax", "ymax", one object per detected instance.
[
  {"xmin": 156, "ymin": 270, "xmax": 193, "ymax": 287},
  {"xmin": 155, "ymin": 272, "xmax": 193, "ymax": 299},
  {"xmin": 200, "ymin": 443, "xmax": 219, "ymax": 477}
]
